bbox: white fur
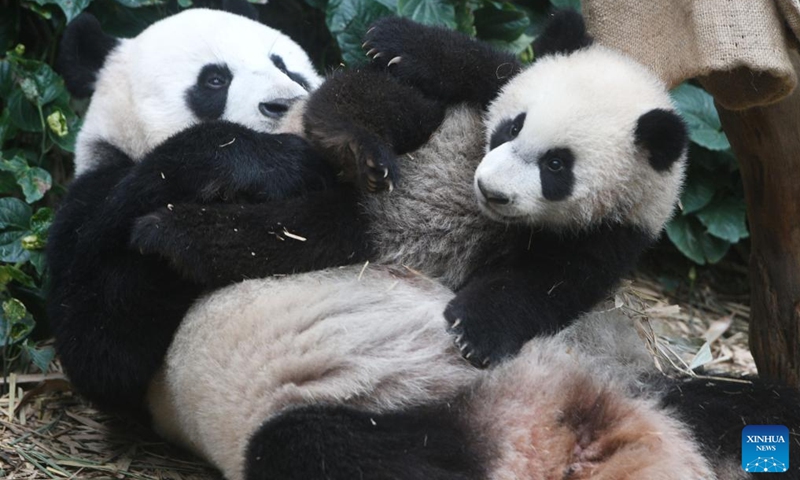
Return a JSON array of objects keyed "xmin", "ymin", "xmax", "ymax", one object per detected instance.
[
  {"xmin": 75, "ymin": 9, "xmax": 321, "ymax": 175},
  {"xmin": 476, "ymin": 45, "xmax": 686, "ymax": 236},
  {"xmin": 148, "ymin": 268, "xmax": 715, "ymax": 480}
]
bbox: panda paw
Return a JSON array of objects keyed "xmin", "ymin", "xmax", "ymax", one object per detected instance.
[
  {"xmin": 443, "ymin": 299, "xmax": 528, "ymax": 369},
  {"xmin": 362, "ymin": 17, "xmax": 436, "ymax": 88},
  {"xmin": 351, "ymin": 133, "xmax": 400, "ymax": 193}
]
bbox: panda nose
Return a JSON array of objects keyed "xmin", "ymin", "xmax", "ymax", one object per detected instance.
[
  {"xmin": 259, "ymin": 97, "xmax": 298, "ymax": 119},
  {"xmin": 477, "ymin": 180, "xmax": 511, "ymax": 205}
]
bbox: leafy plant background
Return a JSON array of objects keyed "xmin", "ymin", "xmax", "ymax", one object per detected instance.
[{"xmin": 0, "ymin": 0, "xmax": 746, "ymax": 376}]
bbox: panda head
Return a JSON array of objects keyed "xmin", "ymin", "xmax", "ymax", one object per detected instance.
[
  {"xmin": 475, "ymin": 12, "xmax": 687, "ymax": 237},
  {"xmin": 58, "ymin": 4, "xmax": 321, "ymax": 175}
]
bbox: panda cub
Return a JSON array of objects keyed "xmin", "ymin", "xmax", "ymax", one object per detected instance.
[
  {"xmin": 132, "ymin": 12, "xmax": 688, "ymax": 368},
  {"xmin": 47, "ymin": 4, "xmax": 344, "ymax": 414}
]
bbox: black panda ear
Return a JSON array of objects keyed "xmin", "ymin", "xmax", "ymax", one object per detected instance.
[
  {"xmin": 56, "ymin": 13, "xmax": 120, "ymax": 99},
  {"xmin": 221, "ymin": 0, "xmax": 259, "ymax": 21},
  {"xmin": 533, "ymin": 10, "xmax": 593, "ymax": 58},
  {"xmin": 635, "ymin": 109, "xmax": 689, "ymax": 172}
]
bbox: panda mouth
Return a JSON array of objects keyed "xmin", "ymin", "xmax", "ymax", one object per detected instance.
[{"xmin": 477, "ymin": 199, "xmax": 525, "ymax": 223}]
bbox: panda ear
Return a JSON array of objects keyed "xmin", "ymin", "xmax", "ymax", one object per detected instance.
[
  {"xmin": 56, "ymin": 13, "xmax": 119, "ymax": 99},
  {"xmin": 221, "ymin": 0, "xmax": 259, "ymax": 21},
  {"xmin": 533, "ymin": 10, "xmax": 593, "ymax": 58},
  {"xmin": 635, "ymin": 109, "xmax": 689, "ymax": 172}
]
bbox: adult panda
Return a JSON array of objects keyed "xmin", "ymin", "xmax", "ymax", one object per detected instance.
[
  {"xmin": 47, "ymin": 2, "xmax": 350, "ymax": 414},
  {"xmin": 131, "ymin": 11, "xmax": 688, "ymax": 368},
  {"xmin": 142, "ymin": 19, "xmax": 800, "ymax": 479}
]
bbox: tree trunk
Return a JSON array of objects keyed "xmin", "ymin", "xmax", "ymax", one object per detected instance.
[{"xmin": 715, "ymin": 50, "xmax": 800, "ymax": 387}]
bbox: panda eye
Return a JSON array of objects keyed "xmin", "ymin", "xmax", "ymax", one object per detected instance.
[
  {"xmin": 205, "ymin": 74, "xmax": 229, "ymax": 89},
  {"xmin": 547, "ymin": 158, "xmax": 564, "ymax": 172}
]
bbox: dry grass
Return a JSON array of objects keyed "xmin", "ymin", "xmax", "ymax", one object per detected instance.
[{"xmin": 0, "ymin": 275, "xmax": 755, "ymax": 479}]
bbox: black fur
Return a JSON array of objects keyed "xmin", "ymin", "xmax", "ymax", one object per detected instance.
[
  {"xmin": 221, "ymin": 0, "xmax": 259, "ymax": 21},
  {"xmin": 635, "ymin": 108, "xmax": 689, "ymax": 172},
  {"xmin": 531, "ymin": 9, "xmax": 593, "ymax": 59},
  {"xmin": 304, "ymin": 69, "xmax": 446, "ymax": 192},
  {"xmin": 132, "ymin": 188, "xmax": 373, "ymax": 287},
  {"xmin": 488, "ymin": 113, "xmax": 526, "ymax": 151},
  {"xmin": 245, "ymin": 404, "xmax": 486, "ymax": 480},
  {"xmin": 56, "ymin": 13, "xmax": 119, "ymax": 98},
  {"xmin": 270, "ymin": 54, "xmax": 311, "ymax": 91},
  {"xmin": 364, "ymin": 16, "xmax": 521, "ymax": 107},
  {"xmin": 444, "ymin": 223, "xmax": 652, "ymax": 368},
  {"xmin": 538, "ymin": 147, "xmax": 575, "ymax": 201},
  {"xmin": 47, "ymin": 122, "xmax": 335, "ymax": 414},
  {"xmin": 664, "ymin": 377, "xmax": 800, "ymax": 478},
  {"xmin": 185, "ymin": 64, "xmax": 233, "ymax": 121}
]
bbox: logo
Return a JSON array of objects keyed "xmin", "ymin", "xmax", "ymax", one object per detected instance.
[{"xmin": 742, "ymin": 425, "xmax": 789, "ymax": 473}]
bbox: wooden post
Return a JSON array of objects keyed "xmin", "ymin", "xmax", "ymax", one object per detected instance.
[{"xmin": 715, "ymin": 50, "xmax": 800, "ymax": 387}]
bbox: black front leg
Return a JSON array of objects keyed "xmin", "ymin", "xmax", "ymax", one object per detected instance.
[
  {"xmin": 364, "ymin": 16, "xmax": 522, "ymax": 107},
  {"xmin": 445, "ymin": 224, "xmax": 653, "ymax": 368},
  {"xmin": 131, "ymin": 188, "xmax": 374, "ymax": 288}
]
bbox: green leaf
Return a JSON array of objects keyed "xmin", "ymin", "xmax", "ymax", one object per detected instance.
[
  {"xmin": 7, "ymin": 89, "xmax": 43, "ymax": 132},
  {"xmin": 474, "ymin": 6, "xmax": 530, "ymax": 42},
  {"xmin": 454, "ymin": 1, "xmax": 476, "ymax": 35},
  {"xmin": 0, "ymin": 230, "xmax": 30, "ymax": 263},
  {"xmin": 47, "ymin": 106, "xmax": 81, "ymax": 152},
  {"xmin": 0, "ymin": 157, "xmax": 53, "ymax": 203},
  {"xmin": 0, "ymin": 60, "xmax": 13, "ymax": 99},
  {"xmin": 30, "ymin": 0, "xmax": 92, "ymax": 22},
  {"xmin": 0, "ymin": 197, "xmax": 32, "ymax": 230},
  {"xmin": 666, "ymin": 215, "xmax": 731, "ymax": 264},
  {"xmin": 0, "ymin": 108, "xmax": 19, "ymax": 146},
  {"xmin": 397, "ymin": 0, "xmax": 456, "ymax": 28},
  {"xmin": 28, "ymin": 251, "xmax": 47, "ymax": 277},
  {"xmin": 695, "ymin": 196, "xmax": 749, "ymax": 243},
  {"xmin": 326, "ymin": 0, "xmax": 392, "ymax": 67},
  {"xmin": 487, "ymin": 33, "xmax": 535, "ymax": 55},
  {"xmin": 680, "ymin": 168, "xmax": 718, "ymax": 214},
  {"xmin": 0, "ymin": 299, "xmax": 34, "ymax": 346},
  {"xmin": 670, "ymin": 83, "xmax": 730, "ymax": 151},
  {"xmin": 549, "ymin": 0, "xmax": 581, "ymax": 11},
  {"xmin": 112, "ymin": 0, "xmax": 165, "ymax": 7},
  {"xmin": 23, "ymin": 342, "xmax": 55, "ymax": 373},
  {"xmin": 31, "ymin": 63, "xmax": 67, "ymax": 106},
  {"xmin": 0, "ymin": 265, "xmax": 35, "ymax": 288},
  {"xmin": 30, "ymin": 208, "xmax": 53, "ymax": 237}
]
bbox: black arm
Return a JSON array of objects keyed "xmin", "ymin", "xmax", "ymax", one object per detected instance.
[
  {"xmin": 444, "ymin": 223, "xmax": 653, "ymax": 368},
  {"xmin": 47, "ymin": 123, "xmax": 334, "ymax": 415},
  {"xmin": 364, "ymin": 16, "xmax": 522, "ymax": 107}
]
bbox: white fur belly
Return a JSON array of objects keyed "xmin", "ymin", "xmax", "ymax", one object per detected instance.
[{"xmin": 146, "ymin": 266, "xmax": 476, "ymax": 480}]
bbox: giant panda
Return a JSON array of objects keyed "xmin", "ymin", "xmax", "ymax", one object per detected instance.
[
  {"xmin": 47, "ymin": 3, "xmax": 344, "ymax": 414},
  {"xmin": 130, "ymin": 11, "xmax": 688, "ymax": 368},
  {"xmin": 148, "ymin": 266, "xmax": 800, "ymax": 480},
  {"xmin": 140, "ymin": 20, "xmax": 800, "ymax": 479}
]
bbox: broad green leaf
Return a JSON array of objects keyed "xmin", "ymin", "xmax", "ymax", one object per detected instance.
[
  {"xmin": 688, "ymin": 144, "xmax": 737, "ymax": 173},
  {"xmin": 23, "ymin": 342, "xmax": 55, "ymax": 372},
  {"xmin": 680, "ymin": 167, "xmax": 719, "ymax": 214},
  {"xmin": 454, "ymin": 1, "xmax": 476, "ymax": 35},
  {"xmin": 0, "ymin": 171, "xmax": 17, "ymax": 193},
  {"xmin": 487, "ymin": 33, "xmax": 534, "ymax": 55},
  {"xmin": 305, "ymin": 0, "xmax": 330, "ymax": 10},
  {"xmin": 7, "ymin": 89, "xmax": 42, "ymax": 132},
  {"xmin": 549, "ymin": 0, "xmax": 581, "ymax": 11},
  {"xmin": 0, "ymin": 108, "xmax": 18, "ymax": 146},
  {"xmin": 696, "ymin": 196, "xmax": 749, "ymax": 243},
  {"xmin": 28, "ymin": 251, "xmax": 47, "ymax": 277},
  {"xmin": 30, "ymin": 0, "xmax": 92, "ymax": 22},
  {"xmin": 1, "ymin": 157, "xmax": 53, "ymax": 203},
  {"xmin": 0, "ymin": 298, "xmax": 34, "ymax": 346},
  {"xmin": 397, "ymin": 0, "xmax": 456, "ymax": 28},
  {"xmin": 0, "ymin": 230, "xmax": 30, "ymax": 262},
  {"xmin": 0, "ymin": 265, "xmax": 35, "ymax": 288},
  {"xmin": 671, "ymin": 83, "xmax": 730, "ymax": 151},
  {"xmin": 112, "ymin": 0, "xmax": 164, "ymax": 7},
  {"xmin": 30, "ymin": 208, "xmax": 54, "ymax": 237},
  {"xmin": 665, "ymin": 215, "xmax": 731, "ymax": 264},
  {"xmin": 326, "ymin": 0, "xmax": 392, "ymax": 67},
  {"xmin": 474, "ymin": 6, "xmax": 530, "ymax": 42},
  {"xmin": 0, "ymin": 197, "xmax": 32, "ymax": 230},
  {"xmin": 31, "ymin": 63, "xmax": 67, "ymax": 105},
  {"xmin": 47, "ymin": 105, "xmax": 81, "ymax": 152},
  {"xmin": 0, "ymin": 60, "xmax": 13, "ymax": 99}
]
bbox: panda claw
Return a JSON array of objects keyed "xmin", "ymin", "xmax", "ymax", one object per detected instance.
[
  {"xmin": 367, "ymin": 26, "xmax": 376, "ymax": 35},
  {"xmin": 387, "ymin": 56, "xmax": 402, "ymax": 67},
  {"xmin": 465, "ymin": 351, "xmax": 473, "ymax": 360},
  {"xmin": 382, "ymin": 168, "xmax": 389, "ymax": 179},
  {"xmin": 450, "ymin": 318, "xmax": 462, "ymax": 329},
  {"xmin": 481, "ymin": 358, "xmax": 491, "ymax": 367},
  {"xmin": 362, "ymin": 40, "xmax": 371, "ymax": 49},
  {"xmin": 366, "ymin": 48, "xmax": 378, "ymax": 57},
  {"xmin": 387, "ymin": 180, "xmax": 394, "ymax": 193},
  {"xmin": 373, "ymin": 52, "xmax": 385, "ymax": 60}
]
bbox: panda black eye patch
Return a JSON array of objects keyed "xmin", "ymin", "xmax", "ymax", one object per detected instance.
[
  {"xmin": 489, "ymin": 112, "xmax": 526, "ymax": 150},
  {"xmin": 270, "ymin": 54, "xmax": 310, "ymax": 91},
  {"xmin": 185, "ymin": 64, "xmax": 232, "ymax": 121},
  {"xmin": 538, "ymin": 147, "xmax": 575, "ymax": 201}
]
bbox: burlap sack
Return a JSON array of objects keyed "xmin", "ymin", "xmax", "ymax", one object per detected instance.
[{"xmin": 583, "ymin": 0, "xmax": 800, "ymax": 110}]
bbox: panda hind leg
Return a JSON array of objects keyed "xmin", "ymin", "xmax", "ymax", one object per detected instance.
[{"xmin": 244, "ymin": 404, "xmax": 485, "ymax": 480}]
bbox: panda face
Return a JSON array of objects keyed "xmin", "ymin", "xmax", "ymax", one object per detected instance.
[
  {"xmin": 74, "ymin": 9, "xmax": 321, "ymax": 173},
  {"xmin": 474, "ymin": 45, "xmax": 686, "ymax": 235}
]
